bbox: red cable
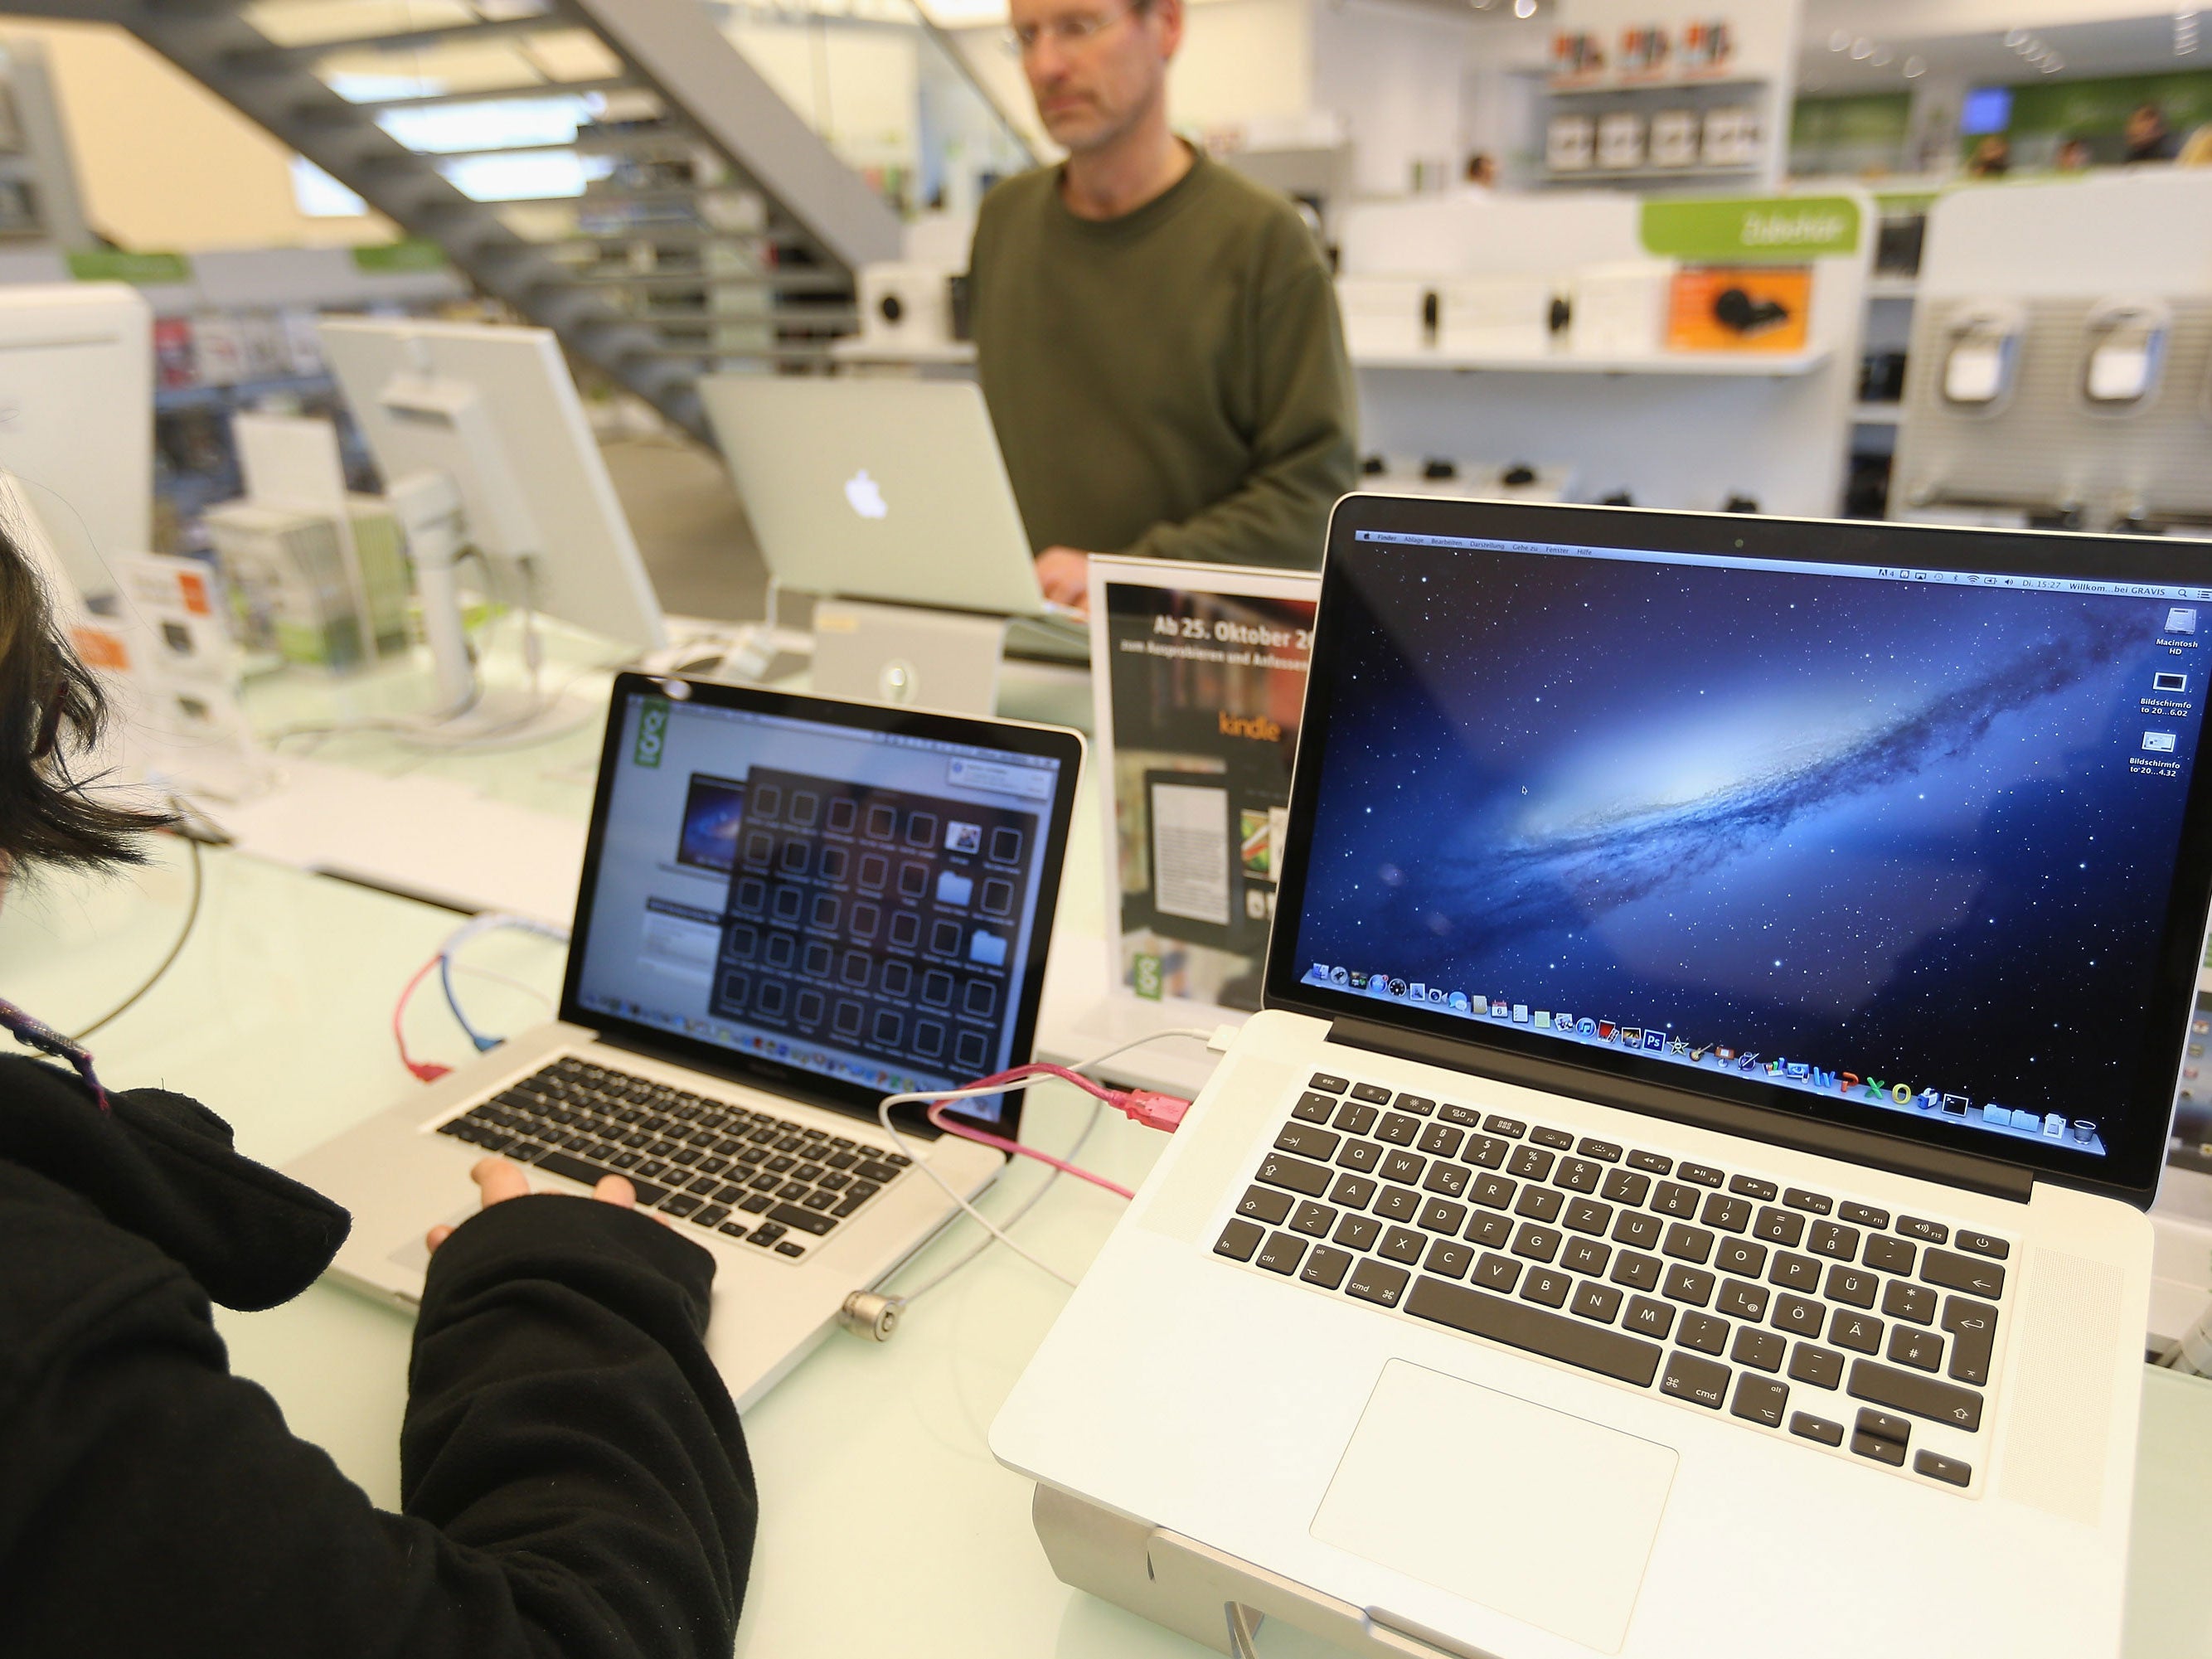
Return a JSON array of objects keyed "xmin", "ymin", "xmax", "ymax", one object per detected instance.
[{"xmin": 393, "ymin": 953, "xmax": 452, "ymax": 1082}]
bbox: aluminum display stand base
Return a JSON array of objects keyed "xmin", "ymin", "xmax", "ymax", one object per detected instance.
[{"xmin": 1032, "ymin": 1484, "xmax": 1475, "ymax": 1658}]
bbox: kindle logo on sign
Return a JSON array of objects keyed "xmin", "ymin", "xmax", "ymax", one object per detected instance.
[{"xmin": 633, "ymin": 698, "xmax": 670, "ymax": 767}]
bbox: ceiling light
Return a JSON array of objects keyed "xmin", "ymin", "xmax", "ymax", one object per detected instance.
[
  {"xmin": 1829, "ymin": 29, "xmax": 1850, "ymax": 51},
  {"xmin": 1904, "ymin": 54, "xmax": 1926, "ymax": 76},
  {"xmin": 2005, "ymin": 27, "xmax": 2026, "ymax": 46},
  {"xmin": 1851, "ymin": 36, "xmax": 1874, "ymax": 59},
  {"xmin": 1871, "ymin": 46, "xmax": 1894, "ymax": 65},
  {"xmin": 2043, "ymin": 54, "xmax": 2064, "ymax": 70},
  {"xmin": 1513, "ymin": 0, "xmax": 1535, "ymax": 17}
]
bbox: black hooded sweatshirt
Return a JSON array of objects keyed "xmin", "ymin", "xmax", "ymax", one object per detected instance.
[{"xmin": 0, "ymin": 1051, "xmax": 755, "ymax": 1657}]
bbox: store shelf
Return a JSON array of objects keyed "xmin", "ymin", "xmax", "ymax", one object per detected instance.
[
  {"xmin": 1355, "ymin": 347, "xmax": 1832, "ymax": 377},
  {"xmin": 154, "ymin": 371, "xmax": 336, "ymax": 413},
  {"xmin": 828, "ymin": 338, "xmax": 976, "ymax": 364},
  {"xmin": 1546, "ymin": 75, "xmax": 1768, "ymax": 95},
  {"xmin": 1851, "ymin": 403, "xmax": 1904, "ymax": 424},
  {"xmin": 1867, "ymin": 276, "xmax": 1919, "ymax": 300},
  {"xmin": 1544, "ymin": 163, "xmax": 1763, "ymax": 184}
]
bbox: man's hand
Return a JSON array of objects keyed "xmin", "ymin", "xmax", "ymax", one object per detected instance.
[
  {"xmin": 427, "ymin": 1155, "xmax": 642, "ymax": 1254},
  {"xmin": 1034, "ymin": 547, "xmax": 1094, "ymax": 614}
]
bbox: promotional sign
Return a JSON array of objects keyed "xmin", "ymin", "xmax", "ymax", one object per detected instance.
[{"xmin": 1089, "ymin": 556, "xmax": 1319, "ymax": 1013}]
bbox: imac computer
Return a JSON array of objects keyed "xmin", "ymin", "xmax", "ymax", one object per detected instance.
[
  {"xmin": 0, "ymin": 283, "xmax": 153, "ymax": 612},
  {"xmin": 318, "ymin": 315, "xmax": 667, "ymax": 737}
]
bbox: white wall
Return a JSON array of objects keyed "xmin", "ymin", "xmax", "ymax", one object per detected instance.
[
  {"xmin": 1311, "ymin": 0, "xmax": 1476, "ymax": 196},
  {"xmin": 2, "ymin": 19, "xmax": 397, "ymax": 251}
]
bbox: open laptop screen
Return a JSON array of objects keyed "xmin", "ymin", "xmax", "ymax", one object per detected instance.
[
  {"xmin": 564, "ymin": 676, "xmax": 1081, "ymax": 1127},
  {"xmin": 1272, "ymin": 500, "xmax": 2212, "ymax": 1198}
]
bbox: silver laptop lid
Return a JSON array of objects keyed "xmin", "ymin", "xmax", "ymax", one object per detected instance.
[
  {"xmin": 1266, "ymin": 496, "xmax": 2212, "ymax": 1205},
  {"xmin": 564, "ymin": 673, "xmax": 1084, "ymax": 1137}
]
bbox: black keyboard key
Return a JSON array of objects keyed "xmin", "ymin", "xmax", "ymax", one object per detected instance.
[
  {"xmin": 1701, "ymin": 1194, "xmax": 1753, "ymax": 1234},
  {"xmin": 1677, "ymin": 1162, "xmax": 1724, "ymax": 1188},
  {"xmin": 1579, "ymin": 1138, "xmax": 1623, "ymax": 1163},
  {"xmin": 1466, "ymin": 1211, "xmax": 1513, "ymax": 1249},
  {"xmin": 1422, "ymin": 1162, "xmax": 1472, "ymax": 1199},
  {"xmin": 1783, "ymin": 1187, "xmax": 1833, "ymax": 1215},
  {"xmin": 1716, "ymin": 1237, "xmax": 1767, "ymax": 1278},
  {"xmin": 1921, "ymin": 1249, "xmax": 2006, "ymax": 1300},
  {"xmin": 1419, "ymin": 1198, "xmax": 1468, "ymax": 1235},
  {"xmin": 1291, "ymin": 1201, "xmax": 1337, "ymax": 1238},
  {"xmin": 1507, "ymin": 1146, "xmax": 1555, "ymax": 1181},
  {"xmin": 1346, "ymin": 1259, "xmax": 1410, "ymax": 1307},
  {"xmin": 1955, "ymin": 1230, "xmax": 2010, "ymax": 1261},
  {"xmin": 1768, "ymin": 1252, "xmax": 1822, "ymax": 1293},
  {"xmin": 1572, "ymin": 1281, "xmax": 1623, "ymax": 1323},
  {"xmin": 1276, "ymin": 1123, "xmax": 1341, "ymax": 1160},
  {"xmin": 1661, "ymin": 1351, "xmax": 1730, "ymax": 1409},
  {"xmin": 1839, "ymin": 1201, "xmax": 1889, "ymax": 1228},
  {"xmin": 1335, "ymin": 1215, "xmax": 1383, "ymax": 1252},
  {"xmin": 1333, "ymin": 1101, "xmax": 1380, "ymax": 1136},
  {"xmin": 1310, "ymin": 1072, "xmax": 1350, "ymax": 1094},
  {"xmin": 661, "ymin": 1195, "xmax": 702, "ymax": 1218},
  {"xmin": 1395, "ymin": 1094, "xmax": 1436, "ymax": 1118},
  {"xmin": 1678, "ymin": 1312, "xmax": 1730, "ymax": 1356},
  {"xmin": 1375, "ymin": 1186, "xmax": 1422, "ymax": 1223},
  {"xmin": 1330, "ymin": 1173, "xmax": 1379, "ymax": 1210},
  {"xmin": 1600, "ymin": 1169, "xmax": 1652, "ymax": 1206},
  {"xmin": 1212, "ymin": 1220, "xmax": 1265, "ymax": 1256},
  {"xmin": 1896, "ymin": 1215, "xmax": 1948, "ymax": 1245},
  {"xmin": 1514, "ymin": 1186, "xmax": 1565, "ymax": 1224},
  {"xmin": 1473, "ymin": 1253, "xmax": 1522, "ymax": 1293},
  {"xmin": 1662, "ymin": 1224, "xmax": 1715, "ymax": 1264},
  {"xmin": 1914, "ymin": 1450, "xmax": 1972, "ymax": 1488},
  {"xmin": 799, "ymin": 1187, "xmax": 836, "ymax": 1210},
  {"xmin": 1732, "ymin": 1327, "xmax": 1786, "ymax": 1372},
  {"xmin": 1883, "ymin": 1281, "xmax": 1937, "ymax": 1326},
  {"xmin": 1830, "ymin": 1309, "xmax": 1884, "ymax": 1354},
  {"xmin": 1291, "ymin": 1092, "xmax": 1339, "ymax": 1124},
  {"xmin": 535, "ymin": 1151, "xmax": 670, "ymax": 1207},
  {"xmin": 1729, "ymin": 1175, "xmax": 1778, "ymax": 1201},
  {"xmin": 1484, "ymin": 1113, "xmax": 1527, "ymax": 1138},
  {"xmin": 1424, "ymin": 1239, "xmax": 1474, "ymax": 1279},
  {"xmin": 1257, "ymin": 1153, "xmax": 1334, "ymax": 1197},
  {"xmin": 1653, "ymin": 1181, "xmax": 1701, "ymax": 1219},
  {"xmin": 1350, "ymin": 1081, "xmax": 1393, "ymax": 1105},
  {"xmin": 1612, "ymin": 1251, "xmax": 1662, "ymax": 1292},
  {"xmin": 1337, "ymin": 1141, "xmax": 1384, "ymax": 1174},
  {"xmin": 1521, "ymin": 1267, "xmax": 1574, "ymax": 1307},
  {"xmin": 1807, "ymin": 1221, "xmax": 1859, "ymax": 1262},
  {"xmin": 1771, "ymin": 1293, "xmax": 1824, "ymax": 1337},
  {"xmin": 1624, "ymin": 1296, "xmax": 1676, "ymax": 1339},
  {"xmin": 1662, "ymin": 1264, "xmax": 1715, "ymax": 1306},
  {"xmin": 1380, "ymin": 1226, "xmax": 1428, "ymax": 1265},
  {"xmin": 1379, "ymin": 1149, "xmax": 1426, "ymax": 1185},
  {"xmin": 1863, "ymin": 1234, "xmax": 1917, "ymax": 1274},
  {"xmin": 1751, "ymin": 1206, "xmax": 1804, "ymax": 1248},
  {"xmin": 739, "ymin": 1194, "xmax": 773, "ymax": 1215},
  {"xmin": 1942, "ymin": 1298, "xmax": 1999, "ymax": 1385},
  {"xmin": 1791, "ymin": 1412, "xmax": 1844, "ymax": 1447},
  {"xmin": 1888, "ymin": 1326, "xmax": 1944, "ymax": 1372},
  {"xmin": 1237, "ymin": 1185, "xmax": 1295, "ymax": 1225},
  {"xmin": 830, "ymin": 1194, "xmax": 867, "ymax": 1218},
  {"xmin": 693, "ymin": 1204, "xmax": 730, "ymax": 1228},
  {"xmin": 1564, "ymin": 1238, "xmax": 1613, "ymax": 1276},
  {"xmin": 1554, "ymin": 1157, "xmax": 1602, "ymax": 1194},
  {"xmin": 1788, "ymin": 1344, "xmax": 1845, "ymax": 1390},
  {"xmin": 854, "ymin": 1159, "xmax": 903, "ymax": 1184},
  {"xmin": 1301, "ymin": 1246, "xmax": 1353, "ymax": 1289},
  {"xmin": 1826, "ymin": 1265, "xmax": 1879, "ymax": 1308},
  {"xmin": 1530, "ymin": 1125, "xmax": 1576, "ymax": 1150},
  {"xmin": 777, "ymin": 1180, "xmax": 810, "ymax": 1201},
  {"xmin": 1375, "ymin": 1113, "xmax": 1421, "ymax": 1147},
  {"xmin": 769, "ymin": 1202, "xmax": 837, "ymax": 1236},
  {"xmin": 1613, "ymin": 1211, "xmax": 1662, "ymax": 1251},
  {"xmin": 1438, "ymin": 1103, "xmax": 1483, "ymax": 1128},
  {"xmin": 1255, "ymin": 1232, "xmax": 1306, "ymax": 1275},
  {"xmin": 1563, "ymin": 1197, "xmax": 1611, "ymax": 1236},
  {"xmin": 1405, "ymin": 1277, "xmax": 1664, "ymax": 1387},
  {"xmin": 1852, "ymin": 1429, "xmax": 1908, "ymax": 1467},
  {"xmin": 1470, "ymin": 1172, "xmax": 1516, "ymax": 1209},
  {"xmin": 1462, "ymin": 1134, "xmax": 1507, "ymax": 1170},
  {"xmin": 1627, "ymin": 1150, "xmax": 1673, "ymax": 1174},
  {"xmin": 1851, "ymin": 1359, "xmax": 1982, "ymax": 1432},
  {"xmin": 1717, "ymin": 1279, "xmax": 1768, "ymax": 1322},
  {"xmin": 1731, "ymin": 1373, "xmax": 1789, "ymax": 1427},
  {"xmin": 1418, "ymin": 1123, "xmax": 1465, "ymax": 1159},
  {"xmin": 1512, "ymin": 1224, "xmax": 1563, "ymax": 1263}
]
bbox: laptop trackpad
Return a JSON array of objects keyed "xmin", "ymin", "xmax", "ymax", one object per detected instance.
[{"xmin": 1311, "ymin": 1361, "xmax": 1676, "ymax": 1656}]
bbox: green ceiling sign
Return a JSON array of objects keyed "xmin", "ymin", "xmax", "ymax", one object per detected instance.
[
  {"xmin": 1639, "ymin": 196, "xmax": 1863, "ymax": 260},
  {"xmin": 352, "ymin": 240, "xmax": 447, "ymax": 274},
  {"xmin": 66, "ymin": 250, "xmax": 192, "ymax": 285}
]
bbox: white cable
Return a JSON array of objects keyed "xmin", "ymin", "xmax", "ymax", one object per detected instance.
[
  {"xmin": 448, "ymin": 961, "xmax": 557, "ymax": 1013},
  {"xmin": 871, "ymin": 1027, "xmax": 1219, "ymax": 1293}
]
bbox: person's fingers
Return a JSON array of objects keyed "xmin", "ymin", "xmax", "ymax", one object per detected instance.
[
  {"xmin": 425, "ymin": 1223, "xmax": 454, "ymax": 1254},
  {"xmin": 471, "ymin": 1156, "xmax": 533, "ymax": 1208},
  {"xmin": 593, "ymin": 1172, "xmax": 638, "ymax": 1208}
]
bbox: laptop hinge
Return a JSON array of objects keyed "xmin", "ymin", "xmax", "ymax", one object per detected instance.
[{"xmin": 1327, "ymin": 1016, "xmax": 2035, "ymax": 1205}]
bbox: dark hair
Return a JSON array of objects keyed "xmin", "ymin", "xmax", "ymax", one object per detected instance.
[{"xmin": 0, "ymin": 509, "xmax": 172, "ymax": 871}]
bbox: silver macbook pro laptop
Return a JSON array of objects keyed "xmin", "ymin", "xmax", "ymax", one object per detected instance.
[
  {"xmin": 993, "ymin": 496, "xmax": 2211, "ymax": 1657},
  {"xmin": 289, "ymin": 672, "xmax": 1083, "ymax": 1409}
]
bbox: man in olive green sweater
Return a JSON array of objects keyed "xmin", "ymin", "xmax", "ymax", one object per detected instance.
[{"xmin": 970, "ymin": 0, "xmax": 1357, "ymax": 611}]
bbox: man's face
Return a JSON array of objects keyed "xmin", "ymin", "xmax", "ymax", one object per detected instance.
[
  {"xmin": 1011, "ymin": 0, "xmax": 1179, "ymax": 154},
  {"xmin": 2127, "ymin": 108, "xmax": 2163, "ymax": 146}
]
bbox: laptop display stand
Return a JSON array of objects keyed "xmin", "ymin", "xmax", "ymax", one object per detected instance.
[
  {"xmin": 1032, "ymin": 1483, "xmax": 1465, "ymax": 1658},
  {"xmin": 809, "ymin": 597, "xmax": 1007, "ymax": 716}
]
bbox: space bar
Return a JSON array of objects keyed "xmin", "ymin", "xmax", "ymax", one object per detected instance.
[
  {"xmin": 531, "ymin": 1150, "xmax": 669, "ymax": 1208},
  {"xmin": 1404, "ymin": 1277, "xmax": 1664, "ymax": 1388}
]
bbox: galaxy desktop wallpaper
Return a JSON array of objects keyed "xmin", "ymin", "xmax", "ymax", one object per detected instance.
[{"xmin": 1291, "ymin": 541, "xmax": 2206, "ymax": 1156}]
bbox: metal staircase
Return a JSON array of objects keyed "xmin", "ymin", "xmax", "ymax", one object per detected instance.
[{"xmin": 14, "ymin": 0, "xmax": 923, "ymax": 439}]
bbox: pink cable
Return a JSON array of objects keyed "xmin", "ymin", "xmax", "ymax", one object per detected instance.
[{"xmin": 925, "ymin": 1100, "xmax": 1137, "ymax": 1200}]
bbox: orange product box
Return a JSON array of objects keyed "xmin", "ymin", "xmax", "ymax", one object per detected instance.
[{"xmin": 1666, "ymin": 266, "xmax": 1812, "ymax": 352}]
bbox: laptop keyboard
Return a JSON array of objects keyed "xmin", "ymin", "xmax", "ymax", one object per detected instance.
[
  {"xmin": 1215, "ymin": 1071, "xmax": 2010, "ymax": 1492},
  {"xmin": 436, "ymin": 1056, "xmax": 912, "ymax": 1260}
]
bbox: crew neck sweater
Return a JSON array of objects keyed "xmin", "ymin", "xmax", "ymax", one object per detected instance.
[{"xmin": 968, "ymin": 149, "xmax": 1356, "ymax": 570}]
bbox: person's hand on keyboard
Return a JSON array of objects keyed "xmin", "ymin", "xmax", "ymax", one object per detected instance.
[{"xmin": 427, "ymin": 1154, "xmax": 650, "ymax": 1254}]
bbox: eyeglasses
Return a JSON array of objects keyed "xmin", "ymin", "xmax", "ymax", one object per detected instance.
[{"xmin": 1002, "ymin": 2, "xmax": 1142, "ymax": 56}]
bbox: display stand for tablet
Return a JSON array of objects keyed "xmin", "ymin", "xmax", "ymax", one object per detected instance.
[
  {"xmin": 808, "ymin": 596, "xmax": 1007, "ymax": 716},
  {"xmin": 1031, "ymin": 1484, "xmax": 1462, "ymax": 1658}
]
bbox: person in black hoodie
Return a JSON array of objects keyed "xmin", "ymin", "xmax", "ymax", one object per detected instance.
[{"xmin": 0, "ymin": 531, "xmax": 755, "ymax": 1654}]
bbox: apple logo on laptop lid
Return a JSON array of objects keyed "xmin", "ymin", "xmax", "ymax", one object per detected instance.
[{"xmin": 845, "ymin": 468, "xmax": 888, "ymax": 520}]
